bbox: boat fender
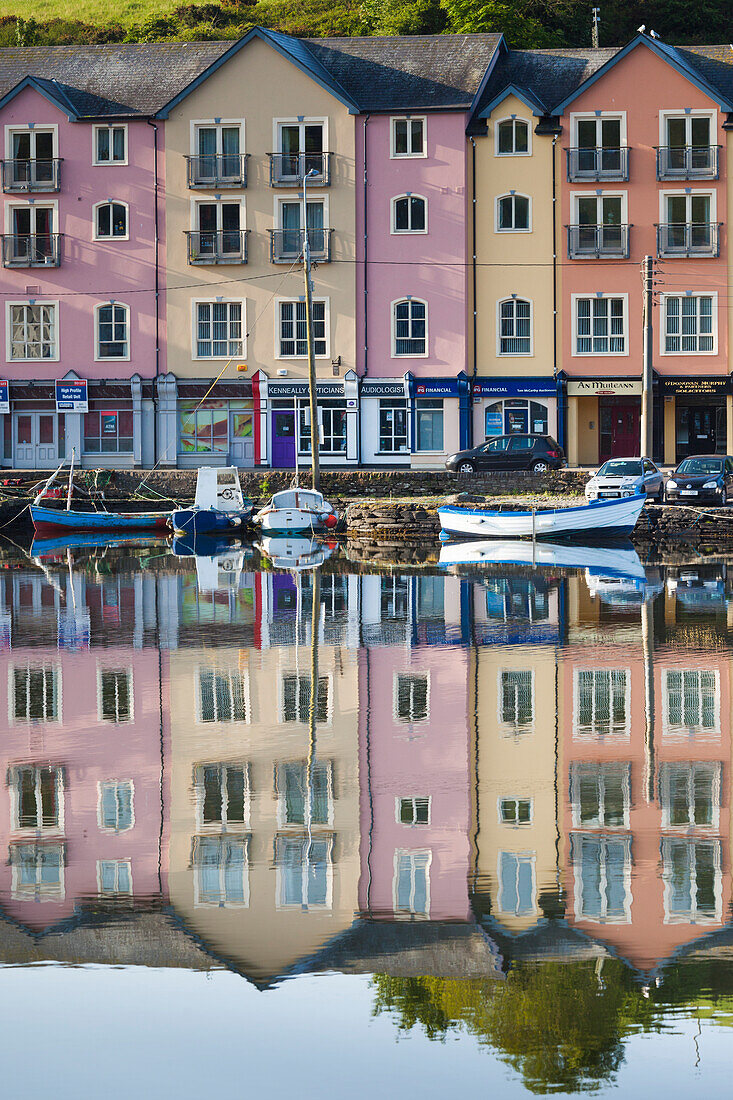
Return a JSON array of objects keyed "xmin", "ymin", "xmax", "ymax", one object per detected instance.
[{"xmin": 322, "ymin": 513, "xmax": 338, "ymax": 529}]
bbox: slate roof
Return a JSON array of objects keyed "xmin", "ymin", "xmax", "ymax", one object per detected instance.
[{"xmin": 475, "ymin": 46, "xmax": 620, "ymax": 117}]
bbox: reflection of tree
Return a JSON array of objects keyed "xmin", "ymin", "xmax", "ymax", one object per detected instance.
[{"xmin": 372, "ymin": 961, "xmax": 657, "ymax": 1094}]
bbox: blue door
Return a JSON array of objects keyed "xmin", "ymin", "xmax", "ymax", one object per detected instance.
[{"xmin": 272, "ymin": 410, "xmax": 296, "ymax": 467}]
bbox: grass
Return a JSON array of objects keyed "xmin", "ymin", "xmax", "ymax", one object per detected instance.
[{"xmin": 0, "ymin": 0, "xmax": 179, "ymax": 29}]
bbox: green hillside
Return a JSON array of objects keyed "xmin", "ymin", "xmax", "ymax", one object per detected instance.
[{"xmin": 0, "ymin": 0, "xmax": 175, "ymax": 27}]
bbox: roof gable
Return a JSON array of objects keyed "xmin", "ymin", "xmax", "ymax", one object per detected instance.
[
  {"xmin": 0, "ymin": 75, "xmax": 79, "ymax": 118},
  {"xmin": 478, "ymin": 83, "xmax": 548, "ymax": 118}
]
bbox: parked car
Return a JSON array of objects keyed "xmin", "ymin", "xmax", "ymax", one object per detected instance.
[
  {"xmin": 665, "ymin": 455, "xmax": 733, "ymax": 504},
  {"xmin": 445, "ymin": 434, "xmax": 565, "ymax": 475},
  {"xmin": 584, "ymin": 457, "xmax": 663, "ymax": 502}
]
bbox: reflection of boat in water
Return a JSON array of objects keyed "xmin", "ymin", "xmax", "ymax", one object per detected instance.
[
  {"xmin": 440, "ymin": 538, "xmax": 646, "ymax": 582},
  {"xmin": 257, "ymin": 535, "xmax": 334, "ymax": 571},
  {"xmin": 170, "ymin": 534, "xmax": 252, "ymax": 593},
  {"xmin": 438, "ymin": 494, "xmax": 646, "ymax": 539},
  {"xmin": 666, "ymin": 570, "xmax": 728, "ymax": 610},
  {"xmin": 31, "ymin": 531, "xmax": 168, "ymax": 557},
  {"xmin": 586, "ymin": 571, "xmax": 664, "ymax": 606}
]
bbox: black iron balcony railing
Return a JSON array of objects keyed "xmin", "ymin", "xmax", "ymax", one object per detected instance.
[
  {"xmin": 1, "ymin": 158, "xmax": 62, "ymax": 193},
  {"xmin": 185, "ymin": 229, "xmax": 249, "ymax": 265},
  {"xmin": 656, "ymin": 145, "xmax": 719, "ymax": 180},
  {"xmin": 268, "ymin": 152, "xmax": 332, "ymax": 187},
  {"xmin": 269, "ymin": 228, "xmax": 333, "ymax": 263},
  {"xmin": 567, "ymin": 224, "xmax": 629, "ymax": 259},
  {"xmin": 1, "ymin": 233, "xmax": 61, "ymax": 267},
  {"xmin": 656, "ymin": 222, "xmax": 720, "ymax": 257},
  {"xmin": 185, "ymin": 153, "xmax": 249, "ymax": 189},
  {"xmin": 566, "ymin": 146, "xmax": 629, "ymax": 181}
]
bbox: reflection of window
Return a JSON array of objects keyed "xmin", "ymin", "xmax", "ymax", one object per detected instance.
[
  {"xmin": 660, "ymin": 762, "xmax": 719, "ymax": 828},
  {"xmin": 99, "ymin": 669, "xmax": 133, "ymax": 723},
  {"xmin": 276, "ymin": 835, "xmax": 333, "ymax": 909},
  {"xmin": 276, "ymin": 761, "xmax": 332, "ymax": 826},
  {"xmin": 574, "ymin": 668, "xmax": 629, "ymax": 740},
  {"xmin": 415, "ymin": 399, "xmax": 443, "ymax": 451},
  {"xmin": 398, "ymin": 797, "xmax": 430, "ymax": 825},
  {"xmin": 571, "ymin": 763, "xmax": 630, "ymax": 828},
  {"xmin": 663, "ymin": 669, "xmax": 719, "ymax": 739},
  {"xmin": 662, "ymin": 837, "xmax": 720, "ymax": 923},
  {"xmin": 98, "ymin": 859, "xmax": 132, "ymax": 896},
  {"xmin": 281, "ymin": 674, "xmax": 329, "ymax": 724},
  {"xmin": 395, "ymin": 673, "xmax": 429, "ymax": 723},
  {"xmin": 11, "ymin": 765, "xmax": 63, "ymax": 830},
  {"xmin": 12, "ymin": 665, "xmax": 60, "ymax": 722},
  {"xmin": 499, "ymin": 670, "xmax": 534, "ymax": 733},
  {"xmin": 498, "ymin": 851, "xmax": 535, "ymax": 915},
  {"xmin": 197, "ymin": 668, "xmax": 248, "ymax": 723},
  {"xmin": 195, "ymin": 301, "xmax": 243, "ymax": 358},
  {"xmin": 393, "ymin": 849, "xmax": 430, "ymax": 916},
  {"xmin": 416, "ymin": 576, "xmax": 444, "ymax": 620},
  {"xmin": 10, "ymin": 842, "xmax": 64, "ymax": 901},
  {"xmin": 572, "ymin": 834, "xmax": 631, "ymax": 923},
  {"xmin": 193, "ymin": 835, "xmax": 249, "ymax": 907},
  {"xmin": 499, "ymin": 798, "xmax": 532, "ymax": 824},
  {"xmin": 485, "ymin": 577, "xmax": 549, "ymax": 623},
  {"xmin": 196, "ymin": 764, "xmax": 249, "ymax": 828},
  {"xmin": 496, "ymin": 118, "xmax": 529, "ymax": 155},
  {"xmin": 98, "ymin": 781, "xmax": 134, "ymax": 833},
  {"xmin": 381, "ymin": 577, "xmax": 408, "ymax": 620}
]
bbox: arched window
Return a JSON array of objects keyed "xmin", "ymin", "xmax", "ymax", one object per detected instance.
[
  {"xmin": 498, "ymin": 298, "xmax": 532, "ymax": 355},
  {"xmin": 497, "ymin": 193, "xmax": 530, "ymax": 231},
  {"xmin": 496, "ymin": 118, "xmax": 530, "ymax": 156},
  {"xmin": 392, "ymin": 194, "xmax": 427, "ymax": 233},
  {"xmin": 94, "ymin": 201, "xmax": 128, "ymax": 240},
  {"xmin": 393, "ymin": 298, "xmax": 427, "ymax": 357},
  {"xmin": 96, "ymin": 302, "xmax": 129, "ymax": 360}
]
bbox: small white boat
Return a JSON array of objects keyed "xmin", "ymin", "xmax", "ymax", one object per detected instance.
[
  {"xmin": 170, "ymin": 467, "xmax": 253, "ymax": 536},
  {"xmin": 439, "ymin": 538, "xmax": 647, "ymax": 581},
  {"xmin": 253, "ymin": 488, "xmax": 338, "ymax": 535},
  {"xmin": 438, "ymin": 493, "xmax": 646, "ymax": 540},
  {"xmin": 257, "ymin": 535, "xmax": 334, "ymax": 571}
]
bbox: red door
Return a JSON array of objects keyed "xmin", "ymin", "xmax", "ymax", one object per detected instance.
[{"xmin": 600, "ymin": 401, "xmax": 640, "ymax": 460}]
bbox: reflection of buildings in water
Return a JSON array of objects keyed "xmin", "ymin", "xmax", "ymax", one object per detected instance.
[{"xmin": 471, "ymin": 569, "xmax": 562, "ymax": 648}]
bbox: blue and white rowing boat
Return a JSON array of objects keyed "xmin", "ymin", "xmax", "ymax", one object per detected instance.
[{"xmin": 438, "ymin": 493, "xmax": 646, "ymax": 540}]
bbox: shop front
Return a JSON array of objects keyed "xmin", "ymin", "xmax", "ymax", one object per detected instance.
[
  {"xmin": 360, "ymin": 379, "xmax": 411, "ymax": 466},
  {"xmin": 262, "ymin": 371, "xmax": 359, "ymax": 468},
  {"xmin": 173, "ymin": 380, "xmax": 255, "ymax": 469},
  {"xmin": 471, "ymin": 377, "xmax": 558, "ymax": 446},
  {"xmin": 406, "ymin": 373, "xmax": 471, "ymax": 469},
  {"xmin": 660, "ymin": 377, "xmax": 732, "ymax": 464},
  {"xmin": 565, "ymin": 378, "xmax": 643, "ymax": 466}
]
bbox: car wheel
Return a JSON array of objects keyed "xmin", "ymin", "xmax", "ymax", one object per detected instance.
[
  {"xmin": 722, "ymin": 487, "xmax": 728, "ymax": 506},
  {"xmin": 532, "ymin": 461, "xmax": 549, "ymax": 474},
  {"xmin": 458, "ymin": 461, "xmax": 475, "ymax": 475}
]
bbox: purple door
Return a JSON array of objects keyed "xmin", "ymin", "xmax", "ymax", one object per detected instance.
[{"xmin": 271, "ymin": 410, "xmax": 296, "ymax": 467}]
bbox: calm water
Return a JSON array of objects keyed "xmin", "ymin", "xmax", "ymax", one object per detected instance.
[{"xmin": 2, "ymin": 533, "xmax": 733, "ymax": 1097}]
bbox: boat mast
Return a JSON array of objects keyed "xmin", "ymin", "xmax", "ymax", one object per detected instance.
[{"xmin": 302, "ymin": 167, "xmax": 320, "ymax": 493}]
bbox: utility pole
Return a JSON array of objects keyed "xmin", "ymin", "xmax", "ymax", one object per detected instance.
[
  {"xmin": 641, "ymin": 254, "xmax": 654, "ymax": 458},
  {"xmin": 591, "ymin": 7, "xmax": 600, "ymax": 48},
  {"xmin": 302, "ymin": 167, "xmax": 320, "ymax": 492}
]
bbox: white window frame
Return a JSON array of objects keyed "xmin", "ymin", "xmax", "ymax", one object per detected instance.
[
  {"xmin": 497, "ymin": 850, "xmax": 536, "ymax": 916},
  {"xmin": 275, "ymin": 759, "xmax": 334, "ymax": 828},
  {"xmin": 11, "ymin": 842, "xmax": 65, "ymax": 902},
  {"xmin": 661, "ymin": 667, "xmax": 721, "ymax": 740},
  {"xmin": 661, "ymin": 837, "xmax": 722, "ymax": 924},
  {"xmin": 194, "ymin": 763, "xmax": 251, "ymax": 830},
  {"xmin": 393, "ymin": 848, "xmax": 431, "ymax": 917},
  {"xmin": 273, "ymin": 116, "xmax": 329, "ymax": 156},
  {"xmin": 4, "ymin": 199, "xmax": 58, "ymax": 236},
  {"xmin": 659, "ymin": 187, "xmax": 716, "ymax": 225},
  {"xmin": 659, "ymin": 291, "xmax": 718, "ymax": 356},
  {"xmin": 571, "ymin": 293, "xmax": 629, "ymax": 357},
  {"xmin": 4, "ymin": 123, "xmax": 59, "ymax": 161},
  {"xmin": 92, "ymin": 199, "xmax": 129, "ymax": 242},
  {"xmin": 658, "ymin": 109, "xmax": 717, "ymax": 148},
  {"xmin": 97, "ymin": 859, "xmax": 133, "ymax": 896},
  {"xmin": 9, "ymin": 764, "xmax": 64, "ymax": 832},
  {"xmin": 391, "ymin": 297, "xmax": 428, "ymax": 359},
  {"xmin": 274, "ymin": 193, "xmax": 328, "ymax": 229},
  {"xmin": 276, "ymin": 834, "xmax": 333, "ymax": 911},
  {"xmin": 497, "ymin": 668, "xmax": 535, "ymax": 735},
  {"xmin": 189, "ymin": 117, "xmax": 246, "ymax": 159},
  {"xmin": 396, "ymin": 796, "xmax": 431, "ymax": 826},
  {"xmin": 195, "ymin": 665, "xmax": 250, "ymax": 724},
  {"xmin": 97, "ymin": 779, "xmax": 135, "ymax": 834},
  {"xmin": 94, "ymin": 301, "xmax": 130, "ymax": 362},
  {"xmin": 8, "ymin": 663, "xmax": 62, "ymax": 724},
  {"xmin": 660, "ymin": 762, "xmax": 721, "ymax": 830},
  {"xmin": 191, "ymin": 298, "xmax": 246, "ymax": 360},
  {"xmin": 571, "ymin": 189, "xmax": 628, "ymax": 225},
  {"xmin": 570, "ymin": 762, "xmax": 631, "ymax": 829},
  {"xmin": 573, "ymin": 667, "xmax": 631, "ymax": 741},
  {"xmin": 498, "ymin": 797, "xmax": 533, "ymax": 825},
  {"xmin": 572, "ymin": 833, "xmax": 632, "ymax": 924},
  {"xmin": 391, "ymin": 193, "xmax": 428, "ymax": 234},
  {"xmin": 193, "ymin": 834, "xmax": 250, "ymax": 909},
  {"xmin": 497, "ymin": 296, "xmax": 533, "ymax": 357},
  {"xmin": 569, "ymin": 110, "xmax": 628, "ymax": 148},
  {"xmin": 390, "ymin": 116, "xmax": 427, "ymax": 159},
  {"xmin": 495, "ymin": 192, "xmax": 532, "ymax": 233},
  {"xmin": 393, "ymin": 671, "xmax": 430, "ymax": 724},
  {"xmin": 96, "ymin": 666, "xmax": 134, "ymax": 724},
  {"xmin": 190, "ymin": 195, "xmax": 246, "ymax": 233},
  {"xmin": 92, "ymin": 124, "xmax": 128, "ymax": 166},
  {"xmin": 494, "ymin": 116, "xmax": 531, "ymax": 157},
  {"xmin": 277, "ymin": 671, "xmax": 333, "ymax": 726},
  {"xmin": 6, "ymin": 299, "xmax": 59, "ymax": 362},
  {"xmin": 275, "ymin": 296, "xmax": 330, "ymax": 360}
]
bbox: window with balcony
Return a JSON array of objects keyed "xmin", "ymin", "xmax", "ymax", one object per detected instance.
[
  {"xmin": 195, "ymin": 300, "xmax": 244, "ymax": 359},
  {"xmin": 663, "ymin": 295, "xmax": 715, "ymax": 354},
  {"xmin": 660, "ymin": 762, "xmax": 719, "ymax": 828},
  {"xmin": 574, "ymin": 295, "xmax": 626, "ymax": 355},
  {"xmin": 499, "ymin": 669, "xmax": 534, "ymax": 733},
  {"xmin": 196, "ymin": 764, "xmax": 249, "ymax": 828},
  {"xmin": 271, "ymin": 198, "xmax": 330, "ymax": 262},
  {"xmin": 98, "ymin": 859, "xmax": 132, "ymax": 896},
  {"xmin": 392, "ymin": 117, "xmax": 425, "ymax": 158},
  {"xmin": 498, "ymin": 298, "xmax": 532, "ymax": 355},
  {"xmin": 3, "ymin": 129, "xmax": 60, "ymax": 192},
  {"xmin": 276, "ymin": 760, "xmax": 332, "ymax": 825},
  {"xmin": 98, "ymin": 668, "xmax": 133, "ymax": 722},
  {"xmin": 10, "ymin": 764, "xmax": 63, "ymax": 829},
  {"xmin": 272, "ymin": 121, "xmax": 328, "ymax": 184},
  {"xmin": 98, "ymin": 780, "xmax": 134, "ymax": 833},
  {"xmin": 188, "ymin": 201, "xmax": 246, "ymax": 264},
  {"xmin": 392, "ymin": 298, "xmax": 427, "ymax": 357},
  {"xmin": 569, "ymin": 194, "xmax": 628, "ymax": 258},
  {"xmin": 658, "ymin": 192, "xmax": 717, "ymax": 256},
  {"xmin": 393, "ymin": 194, "xmax": 426, "ymax": 233},
  {"xmin": 497, "ymin": 193, "xmax": 530, "ymax": 231},
  {"xmin": 197, "ymin": 667, "xmax": 248, "ymax": 723},
  {"xmin": 572, "ymin": 834, "xmax": 631, "ymax": 923},
  {"xmin": 574, "ymin": 668, "xmax": 629, "ymax": 740},
  {"xmin": 93, "ymin": 125, "xmax": 127, "ymax": 166},
  {"xmin": 658, "ymin": 114, "xmax": 718, "ymax": 179},
  {"xmin": 3, "ymin": 205, "xmax": 58, "ymax": 267},
  {"xmin": 95, "ymin": 302, "xmax": 129, "ymax": 360},
  {"xmin": 663, "ymin": 668, "xmax": 720, "ymax": 738},
  {"xmin": 278, "ymin": 298, "xmax": 327, "ymax": 358},
  {"xmin": 568, "ymin": 115, "xmax": 627, "ymax": 180},
  {"xmin": 571, "ymin": 762, "xmax": 630, "ymax": 828},
  {"xmin": 395, "ymin": 672, "xmax": 429, "ymax": 723},
  {"xmin": 393, "ymin": 849, "xmax": 431, "ymax": 916},
  {"xmin": 189, "ymin": 123, "xmax": 246, "ymax": 188},
  {"xmin": 398, "ymin": 797, "xmax": 431, "ymax": 825},
  {"xmin": 94, "ymin": 201, "xmax": 127, "ymax": 240},
  {"xmin": 496, "ymin": 118, "xmax": 529, "ymax": 156},
  {"xmin": 12, "ymin": 665, "xmax": 60, "ymax": 721},
  {"xmin": 498, "ymin": 851, "xmax": 535, "ymax": 916},
  {"xmin": 8, "ymin": 302, "xmax": 57, "ymax": 360},
  {"xmin": 662, "ymin": 837, "xmax": 720, "ymax": 923},
  {"xmin": 193, "ymin": 835, "xmax": 249, "ymax": 907},
  {"xmin": 11, "ymin": 842, "xmax": 64, "ymax": 901}
]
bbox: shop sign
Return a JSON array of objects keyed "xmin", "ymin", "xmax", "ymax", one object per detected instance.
[
  {"xmin": 55, "ymin": 379, "xmax": 88, "ymax": 412},
  {"xmin": 0, "ymin": 381, "xmax": 8, "ymax": 415},
  {"xmin": 360, "ymin": 381, "xmax": 406, "ymax": 398},
  {"xmin": 566, "ymin": 379, "xmax": 642, "ymax": 397},
  {"xmin": 660, "ymin": 377, "xmax": 731, "ymax": 397},
  {"xmin": 414, "ymin": 380, "xmax": 459, "ymax": 396},
  {"xmin": 268, "ymin": 381, "xmax": 344, "ymax": 398},
  {"xmin": 473, "ymin": 377, "xmax": 556, "ymax": 397},
  {"xmin": 101, "ymin": 411, "xmax": 118, "ymax": 436}
]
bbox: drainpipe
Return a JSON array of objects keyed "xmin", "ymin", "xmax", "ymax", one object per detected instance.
[
  {"xmin": 147, "ymin": 119, "xmax": 160, "ymax": 468},
  {"xmin": 551, "ymin": 132, "xmax": 566, "ymax": 454},
  {"xmin": 470, "ymin": 136, "xmax": 477, "ymax": 450},
  {"xmin": 360, "ymin": 114, "xmax": 370, "ymax": 467}
]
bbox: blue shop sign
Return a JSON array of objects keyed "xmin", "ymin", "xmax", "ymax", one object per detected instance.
[
  {"xmin": 474, "ymin": 377, "xmax": 556, "ymax": 398},
  {"xmin": 0, "ymin": 380, "xmax": 8, "ymax": 415},
  {"xmin": 413, "ymin": 379, "xmax": 460, "ymax": 397},
  {"xmin": 55, "ymin": 379, "xmax": 88, "ymax": 412}
]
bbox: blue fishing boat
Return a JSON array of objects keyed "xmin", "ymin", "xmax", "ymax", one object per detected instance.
[{"xmin": 170, "ymin": 467, "xmax": 253, "ymax": 536}]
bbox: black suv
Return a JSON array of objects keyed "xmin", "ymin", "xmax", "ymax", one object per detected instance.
[{"xmin": 445, "ymin": 434, "xmax": 566, "ymax": 475}]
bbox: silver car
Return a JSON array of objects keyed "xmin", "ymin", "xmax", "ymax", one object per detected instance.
[{"xmin": 585, "ymin": 457, "xmax": 664, "ymax": 502}]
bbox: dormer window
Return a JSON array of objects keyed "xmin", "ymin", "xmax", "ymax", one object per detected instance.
[{"xmin": 496, "ymin": 118, "xmax": 529, "ymax": 156}]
